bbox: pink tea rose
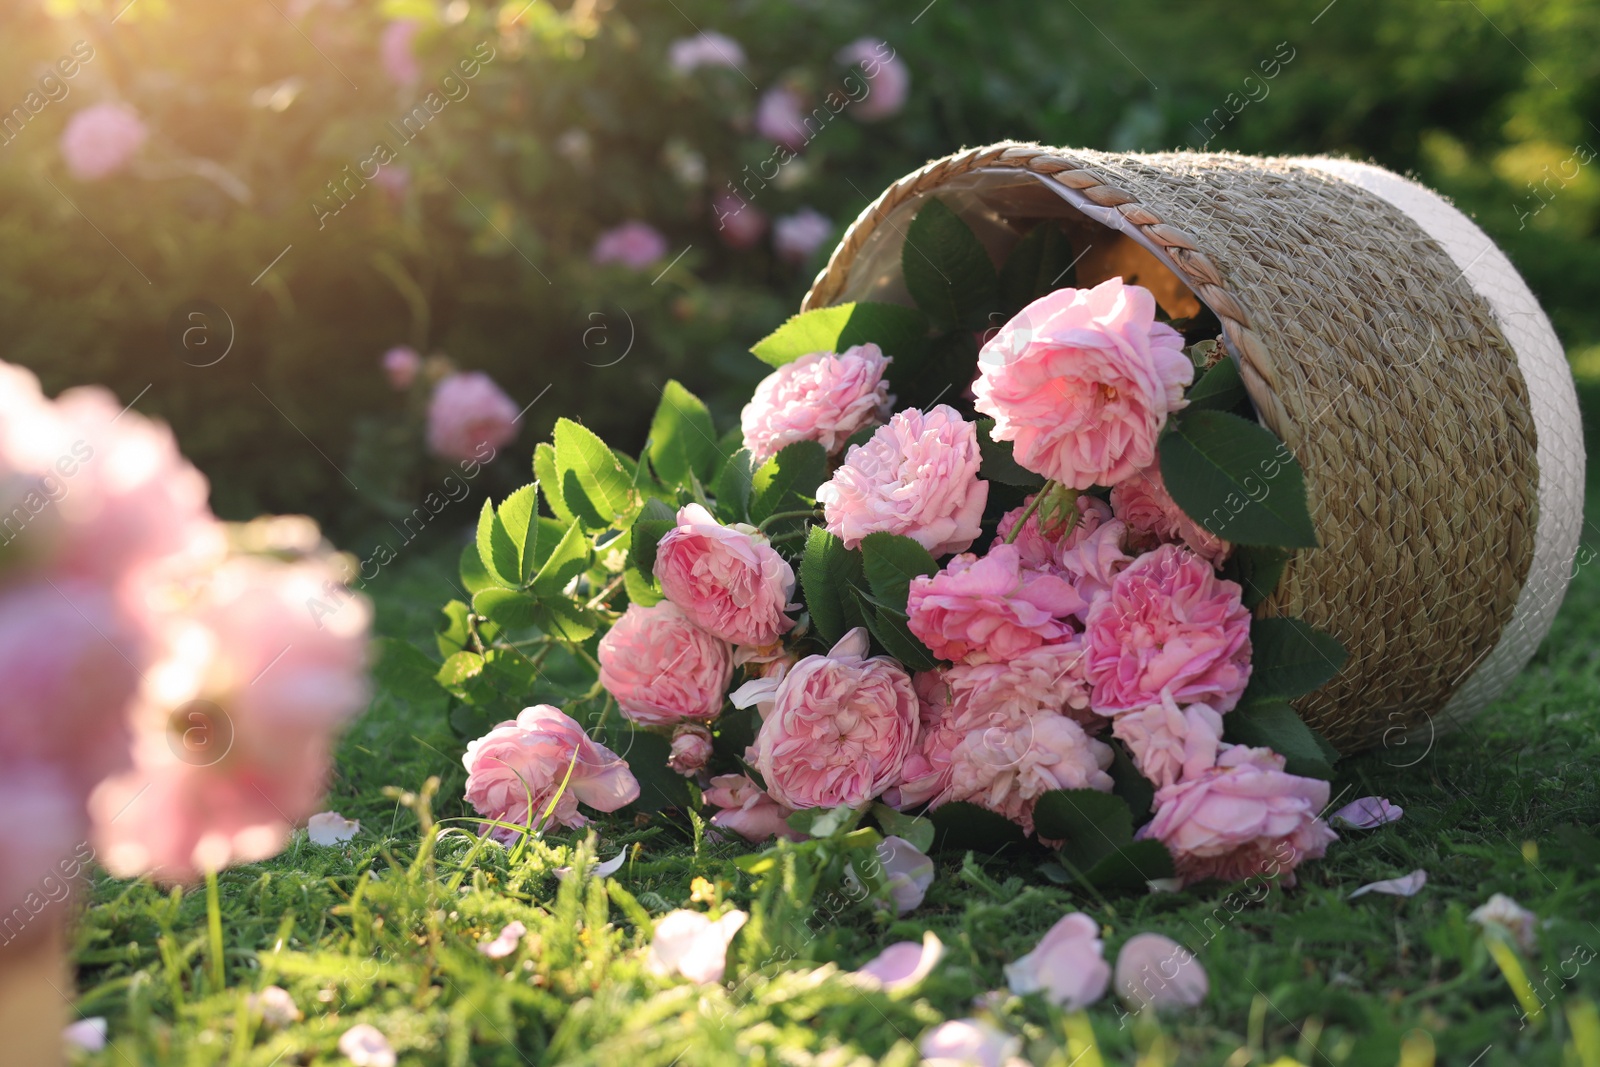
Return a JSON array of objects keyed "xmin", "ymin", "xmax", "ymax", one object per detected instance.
[
  {"xmin": 996, "ymin": 493, "xmax": 1114, "ymax": 572},
  {"xmin": 598, "ymin": 601, "xmax": 733, "ymax": 725},
  {"xmin": 919, "ymin": 1019, "xmax": 1024, "ymax": 1067},
  {"xmin": 1114, "ymin": 933, "xmax": 1208, "ymax": 1012},
  {"xmin": 740, "ymin": 344, "xmax": 893, "ymax": 464},
  {"xmin": 461, "ymin": 705, "xmax": 639, "ymax": 842},
  {"xmin": 773, "ymin": 208, "xmax": 833, "ymax": 263},
  {"xmin": 382, "ymin": 346, "xmax": 421, "ymax": 390},
  {"xmin": 1004, "ymin": 911, "xmax": 1110, "ymax": 1010},
  {"xmin": 667, "ymin": 722, "xmax": 714, "ymax": 776},
  {"xmin": 713, "ymin": 191, "xmax": 767, "ymax": 249},
  {"xmin": 946, "ymin": 639, "xmax": 1095, "ymax": 730},
  {"xmin": 704, "ymin": 773, "xmax": 803, "ymax": 843},
  {"xmin": 647, "ymin": 909, "xmax": 748, "ymax": 985},
  {"xmin": 1111, "ymin": 692, "xmax": 1224, "ymax": 789},
  {"xmin": 818, "ymin": 405, "xmax": 988, "ymax": 557},
  {"xmin": 60, "ymin": 102, "xmax": 147, "ymax": 181},
  {"xmin": 973, "ymin": 278, "xmax": 1192, "ymax": 489},
  {"xmin": 426, "ymin": 371, "xmax": 519, "ymax": 463},
  {"xmin": 380, "ymin": 20, "xmax": 421, "ymax": 86},
  {"xmin": 886, "ymin": 670, "xmax": 964, "ymax": 809},
  {"xmin": 944, "ymin": 713, "xmax": 1113, "ymax": 836},
  {"xmin": 1056, "ymin": 515, "xmax": 1134, "ymax": 611},
  {"xmin": 752, "ymin": 629, "xmax": 919, "ymax": 810},
  {"xmin": 754, "ymin": 86, "xmax": 809, "ymax": 150},
  {"xmin": 1083, "ymin": 544, "xmax": 1251, "ymax": 714},
  {"xmin": 654, "ymin": 503, "xmax": 796, "ymax": 647},
  {"xmin": 667, "ymin": 31, "xmax": 747, "ymax": 74},
  {"xmin": 836, "ymin": 38, "xmax": 910, "ymax": 122},
  {"xmin": 591, "ymin": 221, "xmax": 669, "ymax": 270},
  {"xmin": 1110, "ymin": 464, "xmax": 1230, "ymax": 565},
  {"xmin": 1144, "ymin": 745, "xmax": 1337, "ymax": 887},
  {"xmin": 906, "ymin": 544, "xmax": 1083, "ymax": 664}
]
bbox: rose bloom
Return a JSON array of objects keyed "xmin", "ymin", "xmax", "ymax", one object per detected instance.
[
  {"xmin": 817, "ymin": 404, "xmax": 988, "ymax": 556},
  {"xmin": 426, "ymin": 371, "xmax": 520, "ymax": 463},
  {"xmin": 667, "ymin": 30, "xmax": 747, "ymax": 74},
  {"xmin": 1083, "ymin": 544, "xmax": 1251, "ymax": 714},
  {"xmin": 973, "ymin": 278, "xmax": 1192, "ymax": 489},
  {"xmin": 1056, "ymin": 515, "xmax": 1134, "ymax": 611},
  {"xmin": 1004, "ymin": 911, "xmax": 1111, "ymax": 1010},
  {"xmin": 380, "ymin": 19, "xmax": 421, "ymax": 86},
  {"xmin": 906, "ymin": 544, "xmax": 1083, "ymax": 664},
  {"xmin": 704, "ymin": 773, "xmax": 803, "ymax": 843},
  {"xmin": 591, "ymin": 221, "xmax": 668, "ymax": 270},
  {"xmin": 835, "ymin": 38, "xmax": 910, "ymax": 122},
  {"xmin": 739, "ymin": 344, "xmax": 892, "ymax": 464},
  {"xmin": 60, "ymin": 102, "xmax": 147, "ymax": 181},
  {"xmin": 667, "ymin": 723, "xmax": 714, "ymax": 777},
  {"xmin": 885, "ymin": 669, "xmax": 963, "ymax": 809},
  {"xmin": 752, "ymin": 628, "xmax": 919, "ymax": 810},
  {"xmin": 997, "ymin": 493, "xmax": 1114, "ymax": 572},
  {"xmin": 754, "ymin": 86, "xmax": 808, "ymax": 150},
  {"xmin": 1144, "ymin": 745, "xmax": 1337, "ymax": 887},
  {"xmin": 654, "ymin": 503, "xmax": 795, "ymax": 647},
  {"xmin": 598, "ymin": 601, "xmax": 733, "ymax": 725},
  {"xmin": 944, "ymin": 713, "xmax": 1114, "ymax": 836},
  {"xmin": 1110, "ymin": 464, "xmax": 1230, "ymax": 565},
  {"xmin": 773, "ymin": 208, "xmax": 833, "ymax": 264},
  {"xmin": 1111, "ymin": 691, "xmax": 1224, "ymax": 789},
  {"xmin": 948, "ymin": 639, "xmax": 1095, "ymax": 730},
  {"xmin": 382, "ymin": 346, "xmax": 421, "ymax": 390},
  {"xmin": 713, "ymin": 191, "xmax": 768, "ymax": 250},
  {"xmin": 459, "ymin": 705, "xmax": 639, "ymax": 843}
]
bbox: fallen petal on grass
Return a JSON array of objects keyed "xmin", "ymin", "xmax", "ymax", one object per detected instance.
[{"xmin": 1349, "ymin": 869, "xmax": 1428, "ymax": 899}]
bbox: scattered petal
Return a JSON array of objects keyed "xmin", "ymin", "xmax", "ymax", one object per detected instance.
[
  {"xmin": 248, "ymin": 985, "xmax": 302, "ymax": 1026},
  {"xmin": 1330, "ymin": 797, "xmax": 1403, "ymax": 830},
  {"xmin": 847, "ymin": 835, "xmax": 935, "ymax": 914},
  {"xmin": 1146, "ymin": 878, "xmax": 1183, "ymax": 894},
  {"xmin": 338, "ymin": 1023, "xmax": 395, "ymax": 1067},
  {"xmin": 855, "ymin": 932, "xmax": 944, "ymax": 991},
  {"xmin": 62, "ymin": 1018, "xmax": 107, "ymax": 1052},
  {"xmin": 1004, "ymin": 912, "xmax": 1110, "ymax": 1009},
  {"xmin": 1470, "ymin": 893, "xmax": 1539, "ymax": 954},
  {"xmin": 919, "ymin": 1018, "xmax": 1022, "ymax": 1067},
  {"xmin": 1114, "ymin": 933, "xmax": 1208, "ymax": 1012},
  {"xmin": 647, "ymin": 909, "xmax": 748, "ymax": 985},
  {"xmin": 1349, "ymin": 869, "xmax": 1428, "ymax": 899},
  {"xmin": 553, "ymin": 850, "xmax": 627, "ymax": 882},
  {"xmin": 478, "ymin": 920, "xmax": 527, "ymax": 959},
  {"xmin": 307, "ymin": 811, "xmax": 360, "ymax": 845}
]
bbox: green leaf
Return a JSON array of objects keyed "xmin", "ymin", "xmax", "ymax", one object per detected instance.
[
  {"xmin": 1185, "ymin": 354, "xmax": 1249, "ymax": 413},
  {"xmin": 436, "ymin": 600, "xmax": 473, "ymax": 658},
  {"xmin": 1073, "ymin": 839, "xmax": 1175, "ymax": 892},
  {"xmin": 531, "ymin": 522, "xmax": 593, "ymax": 598},
  {"xmin": 622, "ymin": 566, "xmax": 662, "ymax": 607},
  {"xmin": 436, "ymin": 650, "xmax": 485, "ymax": 688},
  {"xmin": 1158, "ymin": 409, "xmax": 1318, "ymax": 548},
  {"xmin": 533, "ymin": 598, "xmax": 599, "ymax": 643},
  {"xmin": 1032, "ymin": 789, "xmax": 1135, "ymax": 870},
  {"xmin": 371, "ymin": 637, "xmax": 444, "ymax": 706},
  {"xmin": 713, "ymin": 448, "xmax": 756, "ymax": 524},
  {"xmin": 648, "ymin": 380, "xmax": 720, "ymax": 489},
  {"xmin": 927, "ymin": 802, "xmax": 1030, "ymax": 853},
  {"xmin": 901, "ymin": 198, "xmax": 999, "ymax": 331},
  {"xmin": 498, "ymin": 483, "xmax": 541, "ymax": 584},
  {"xmin": 476, "ymin": 498, "xmax": 519, "ymax": 588},
  {"xmin": 801, "ymin": 527, "xmax": 868, "ymax": 645},
  {"xmin": 894, "ymin": 329, "xmax": 980, "ymax": 413},
  {"xmin": 472, "ymin": 588, "xmax": 541, "ymax": 630},
  {"xmin": 626, "ymin": 519, "xmax": 675, "ymax": 582},
  {"xmin": 750, "ymin": 301, "xmax": 929, "ymax": 368},
  {"xmin": 749, "ymin": 440, "xmax": 828, "ymax": 526},
  {"xmin": 788, "ymin": 805, "xmax": 865, "ymax": 839},
  {"xmin": 872, "ymin": 804, "xmax": 935, "ymax": 853},
  {"xmin": 1224, "ymin": 543, "xmax": 1294, "ymax": 609},
  {"xmin": 533, "ymin": 442, "xmax": 574, "ymax": 525},
  {"xmin": 459, "ymin": 542, "xmax": 496, "ymax": 596},
  {"xmin": 860, "ymin": 532, "xmax": 939, "ymax": 609},
  {"xmin": 553, "ymin": 418, "xmax": 641, "ymax": 529},
  {"xmin": 1245, "ymin": 616, "xmax": 1348, "ymax": 702},
  {"xmin": 860, "ymin": 592, "xmax": 939, "ymax": 672},
  {"xmin": 974, "ymin": 418, "xmax": 1046, "ymax": 488},
  {"xmin": 997, "ymin": 222, "xmax": 1077, "ymax": 317},
  {"xmin": 1108, "ymin": 742, "xmax": 1155, "ymax": 819},
  {"xmin": 1223, "ymin": 699, "xmax": 1337, "ymax": 779},
  {"xmin": 596, "ymin": 727, "xmax": 693, "ymax": 814}
]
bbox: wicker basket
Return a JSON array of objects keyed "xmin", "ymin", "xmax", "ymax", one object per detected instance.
[{"xmin": 802, "ymin": 142, "xmax": 1585, "ymax": 752}]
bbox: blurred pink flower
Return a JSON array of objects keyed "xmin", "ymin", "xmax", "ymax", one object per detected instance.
[
  {"xmin": 372, "ymin": 164, "xmax": 410, "ymax": 203},
  {"xmin": 654, "ymin": 503, "xmax": 796, "ymax": 647},
  {"xmin": 704, "ymin": 773, "xmax": 803, "ymax": 843},
  {"xmin": 461, "ymin": 705, "xmax": 639, "ymax": 842},
  {"xmin": 667, "ymin": 31, "xmax": 746, "ymax": 74},
  {"xmin": 974, "ymin": 278, "xmax": 1192, "ymax": 489},
  {"xmin": 919, "ymin": 1019, "xmax": 1023, "ymax": 1067},
  {"xmin": 1004, "ymin": 911, "xmax": 1110, "ymax": 1009},
  {"xmin": 381, "ymin": 345, "xmax": 421, "ymax": 389},
  {"xmin": 818, "ymin": 404, "xmax": 988, "ymax": 557},
  {"xmin": 339, "ymin": 1023, "xmax": 396, "ymax": 1067},
  {"xmin": 60, "ymin": 102, "xmax": 147, "ymax": 181},
  {"xmin": 1114, "ymin": 932, "xmax": 1208, "ymax": 1012},
  {"xmin": 426, "ymin": 371, "xmax": 519, "ymax": 463},
  {"xmin": 591, "ymin": 221, "xmax": 668, "ymax": 270},
  {"xmin": 855, "ymin": 932, "xmax": 943, "ymax": 991},
  {"xmin": 478, "ymin": 920, "xmax": 526, "ymax": 959},
  {"xmin": 1470, "ymin": 893, "xmax": 1538, "ymax": 953},
  {"xmin": 380, "ymin": 20, "xmax": 421, "ymax": 87},
  {"xmin": 740, "ymin": 344, "xmax": 892, "ymax": 464},
  {"xmin": 1111, "ymin": 463, "xmax": 1230, "ymax": 565},
  {"xmin": 1083, "ymin": 544, "xmax": 1251, "ymax": 714},
  {"xmin": 61, "ymin": 1017, "xmax": 107, "ymax": 1052},
  {"xmin": 713, "ymin": 192, "xmax": 767, "ymax": 250},
  {"xmin": 248, "ymin": 986, "xmax": 301, "ymax": 1027},
  {"xmin": 773, "ymin": 208, "xmax": 833, "ymax": 263},
  {"xmin": 1111, "ymin": 692, "xmax": 1224, "ymax": 789},
  {"xmin": 836, "ymin": 38, "xmax": 910, "ymax": 122},
  {"xmin": 667, "ymin": 722, "xmax": 714, "ymax": 777},
  {"xmin": 754, "ymin": 86, "xmax": 809, "ymax": 150},
  {"xmin": 598, "ymin": 600, "xmax": 733, "ymax": 725},
  {"xmin": 1145, "ymin": 744, "xmax": 1337, "ymax": 887},
  {"xmin": 752, "ymin": 628, "xmax": 919, "ymax": 810},
  {"xmin": 906, "ymin": 544, "xmax": 1082, "ymax": 664},
  {"xmin": 0, "ymin": 768, "xmax": 83, "ymax": 920},
  {"xmin": 647, "ymin": 909, "xmax": 748, "ymax": 984}
]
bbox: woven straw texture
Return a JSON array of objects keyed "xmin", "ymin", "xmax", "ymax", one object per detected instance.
[{"xmin": 802, "ymin": 142, "xmax": 1540, "ymax": 751}]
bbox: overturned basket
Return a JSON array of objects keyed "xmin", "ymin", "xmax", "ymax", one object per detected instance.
[{"xmin": 802, "ymin": 142, "xmax": 1584, "ymax": 752}]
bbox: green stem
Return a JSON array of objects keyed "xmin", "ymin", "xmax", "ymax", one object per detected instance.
[
  {"xmin": 756, "ymin": 508, "xmax": 820, "ymax": 533},
  {"xmin": 205, "ymin": 868, "xmax": 225, "ymax": 991},
  {"xmin": 1003, "ymin": 480, "xmax": 1055, "ymax": 544},
  {"xmin": 585, "ymin": 573, "xmax": 627, "ymax": 610}
]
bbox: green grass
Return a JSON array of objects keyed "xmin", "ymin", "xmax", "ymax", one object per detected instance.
[{"xmin": 69, "ymin": 494, "xmax": 1600, "ymax": 1067}]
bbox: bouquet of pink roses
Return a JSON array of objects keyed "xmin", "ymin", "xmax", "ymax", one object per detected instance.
[{"xmin": 428, "ymin": 198, "xmax": 1348, "ymax": 892}]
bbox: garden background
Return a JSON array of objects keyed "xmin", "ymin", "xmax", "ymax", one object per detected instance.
[{"xmin": 6, "ymin": 0, "xmax": 1600, "ymax": 1064}]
